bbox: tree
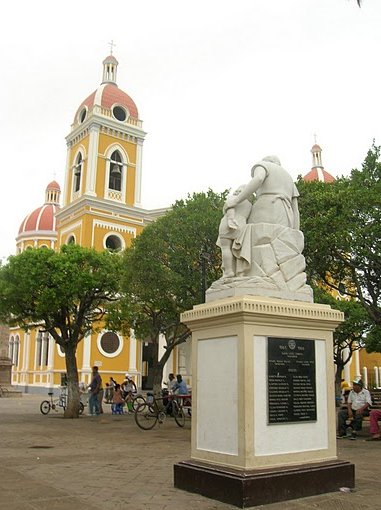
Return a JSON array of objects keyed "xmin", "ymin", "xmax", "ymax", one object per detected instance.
[
  {"xmin": 0, "ymin": 244, "xmax": 122, "ymax": 418},
  {"xmin": 107, "ymin": 190, "xmax": 227, "ymax": 392},
  {"xmin": 297, "ymin": 143, "xmax": 381, "ymax": 352},
  {"xmin": 312, "ymin": 286, "xmax": 370, "ymax": 400}
]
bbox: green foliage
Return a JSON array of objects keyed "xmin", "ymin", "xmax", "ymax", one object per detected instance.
[
  {"xmin": 313, "ymin": 286, "xmax": 369, "ymax": 356},
  {"xmin": 298, "ymin": 142, "xmax": 381, "ymax": 351},
  {"xmin": 0, "ymin": 244, "xmax": 122, "ymax": 417},
  {"xmin": 0, "ymin": 244, "xmax": 122, "ymax": 347},
  {"xmin": 108, "ymin": 190, "xmax": 227, "ymax": 357}
]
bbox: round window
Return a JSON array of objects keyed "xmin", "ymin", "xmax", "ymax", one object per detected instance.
[
  {"xmin": 100, "ymin": 332, "xmax": 120, "ymax": 354},
  {"xmin": 112, "ymin": 106, "xmax": 127, "ymax": 121},
  {"xmin": 105, "ymin": 234, "xmax": 122, "ymax": 252},
  {"xmin": 79, "ymin": 108, "xmax": 87, "ymax": 123}
]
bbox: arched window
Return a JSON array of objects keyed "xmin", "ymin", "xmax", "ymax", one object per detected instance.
[
  {"xmin": 43, "ymin": 333, "xmax": 50, "ymax": 366},
  {"xmin": 36, "ymin": 331, "xmax": 43, "ymax": 367},
  {"xmin": 108, "ymin": 150, "xmax": 122, "ymax": 191},
  {"xmin": 74, "ymin": 153, "xmax": 83, "ymax": 193},
  {"xmin": 105, "ymin": 233, "xmax": 123, "ymax": 252},
  {"xmin": 9, "ymin": 336, "xmax": 14, "ymax": 361},
  {"xmin": 13, "ymin": 335, "xmax": 20, "ymax": 367}
]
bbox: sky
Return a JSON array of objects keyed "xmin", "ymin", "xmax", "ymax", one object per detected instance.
[{"xmin": 1, "ymin": 0, "xmax": 380, "ymax": 261}]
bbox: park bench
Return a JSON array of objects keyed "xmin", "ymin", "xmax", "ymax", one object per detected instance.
[{"xmin": 370, "ymin": 389, "xmax": 381, "ymax": 409}]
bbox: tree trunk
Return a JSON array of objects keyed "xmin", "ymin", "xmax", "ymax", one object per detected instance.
[
  {"xmin": 151, "ymin": 362, "xmax": 165, "ymax": 396},
  {"xmin": 64, "ymin": 342, "xmax": 80, "ymax": 418},
  {"xmin": 335, "ymin": 361, "xmax": 344, "ymax": 408},
  {"xmin": 150, "ymin": 336, "xmax": 177, "ymax": 395}
]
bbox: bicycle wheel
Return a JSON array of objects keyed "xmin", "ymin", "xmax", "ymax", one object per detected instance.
[
  {"xmin": 135, "ymin": 403, "xmax": 158, "ymax": 430},
  {"xmin": 40, "ymin": 400, "xmax": 51, "ymax": 415},
  {"xmin": 79, "ymin": 402, "xmax": 84, "ymax": 415},
  {"xmin": 132, "ymin": 395, "xmax": 146, "ymax": 411},
  {"xmin": 173, "ymin": 401, "xmax": 186, "ymax": 427}
]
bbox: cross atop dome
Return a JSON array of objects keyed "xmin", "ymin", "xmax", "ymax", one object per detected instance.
[{"xmin": 108, "ymin": 39, "xmax": 116, "ymax": 55}]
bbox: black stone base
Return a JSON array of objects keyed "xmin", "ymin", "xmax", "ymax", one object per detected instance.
[{"xmin": 174, "ymin": 459, "xmax": 355, "ymax": 508}]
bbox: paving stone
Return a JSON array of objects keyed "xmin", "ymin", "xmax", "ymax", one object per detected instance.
[{"xmin": 0, "ymin": 395, "xmax": 380, "ymax": 510}]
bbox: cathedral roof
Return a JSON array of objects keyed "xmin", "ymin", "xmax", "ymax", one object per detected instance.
[
  {"xmin": 74, "ymin": 54, "xmax": 139, "ymax": 124},
  {"xmin": 302, "ymin": 142, "xmax": 335, "ymax": 183},
  {"xmin": 18, "ymin": 181, "xmax": 61, "ymax": 235},
  {"xmin": 18, "ymin": 204, "xmax": 60, "ymax": 235},
  {"xmin": 303, "ymin": 167, "xmax": 335, "ymax": 183},
  {"xmin": 46, "ymin": 180, "xmax": 61, "ymax": 191},
  {"xmin": 75, "ymin": 83, "xmax": 139, "ymax": 122}
]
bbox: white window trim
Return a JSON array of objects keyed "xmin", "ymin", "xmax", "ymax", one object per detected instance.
[
  {"xmin": 111, "ymin": 103, "xmax": 130, "ymax": 123},
  {"xmin": 103, "ymin": 232, "xmax": 125, "ymax": 252},
  {"xmin": 71, "ymin": 147, "xmax": 86, "ymax": 200},
  {"xmin": 97, "ymin": 331, "xmax": 123, "ymax": 358},
  {"xmin": 103, "ymin": 144, "xmax": 128, "ymax": 203},
  {"xmin": 56, "ymin": 344, "xmax": 65, "ymax": 358}
]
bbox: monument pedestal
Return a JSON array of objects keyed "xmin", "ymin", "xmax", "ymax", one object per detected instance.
[{"xmin": 174, "ymin": 296, "xmax": 354, "ymax": 507}]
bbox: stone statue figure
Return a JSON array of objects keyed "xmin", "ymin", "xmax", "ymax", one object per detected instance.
[{"xmin": 208, "ymin": 156, "xmax": 313, "ymax": 303}]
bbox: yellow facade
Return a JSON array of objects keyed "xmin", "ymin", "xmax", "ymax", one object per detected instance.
[{"xmin": 9, "ymin": 54, "xmax": 179, "ymax": 393}]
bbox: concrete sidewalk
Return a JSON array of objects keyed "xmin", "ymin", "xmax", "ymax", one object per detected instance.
[{"xmin": 0, "ymin": 395, "xmax": 379, "ymax": 510}]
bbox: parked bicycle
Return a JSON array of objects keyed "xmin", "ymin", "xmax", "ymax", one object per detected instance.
[
  {"xmin": 0, "ymin": 384, "xmax": 9, "ymax": 398},
  {"xmin": 40, "ymin": 387, "xmax": 84, "ymax": 415},
  {"xmin": 135, "ymin": 394, "xmax": 185, "ymax": 430},
  {"xmin": 131, "ymin": 393, "xmax": 146, "ymax": 411}
]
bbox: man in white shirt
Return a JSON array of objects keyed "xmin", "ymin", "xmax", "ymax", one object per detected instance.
[{"xmin": 337, "ymin": 380, "xmax": 372, "ymax": 440}]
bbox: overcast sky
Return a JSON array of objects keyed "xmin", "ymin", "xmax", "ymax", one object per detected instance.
[{"xmin": 1, "ymin": 0, "xmax": 380, "ymax": 261}]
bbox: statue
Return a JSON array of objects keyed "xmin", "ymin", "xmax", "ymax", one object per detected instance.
[{"xmin": 208, "ymin": 156, "xmax": 313, "ymax": 303}]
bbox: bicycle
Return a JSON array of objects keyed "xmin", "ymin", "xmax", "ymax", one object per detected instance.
[
  {"xmin": 135, "ymin": 394, "xmax": 185, "ymax": 430},
  {"xmin": 131, "ymin": 393, "xmax": 146, "ymax": 411},
  {"xmin": 40, "ymin": 388, "xmax": 84, "ymax": 415},
  {"xmin": 0, "ymin": 384, "xmax": 9, "ymax": 398}
]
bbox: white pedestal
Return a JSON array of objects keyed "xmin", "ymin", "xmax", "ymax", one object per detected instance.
[{"xmin": 174, "ymin": 296, "xmax": 354, "ymax": 507}]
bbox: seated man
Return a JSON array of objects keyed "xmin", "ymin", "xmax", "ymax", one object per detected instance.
[
  {"xmin": 172, "ymin": 374, "xmax": 188, "ymax": 395},
  {"xmin": 337, "ymin": 380, "xmax": 372, "ymax": 440},
  {"xmin": 365, "ymin": 409, "xmax": 381, "ymax": 441}
]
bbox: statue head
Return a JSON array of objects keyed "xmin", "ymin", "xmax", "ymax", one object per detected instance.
[{"xmin": 263, "ymin": 155, "xmax": 281, "ymax": 166}]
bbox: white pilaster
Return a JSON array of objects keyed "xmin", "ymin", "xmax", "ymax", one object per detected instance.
[
  {"xmin": 134, "ymin": 138, "xmax": 144, "ymax": 207},
  {"xmin": 47, "ymin": 334, "xmax": 55, "ymax": 387},
  {"xmin": 374, "ymin": 366, "xmax": 379, "ymax": 388},
  {"xmin": 362, "ymin": 366, "xmax": 368, "ymax": 389},
  {"xmin": 82, "ymin": 332, "xmax": 92, "ymax": 369},
  {"xmin": 129, "ymin": 329, "xmax": 137, "ymax": 371},
  {"xmin": 85, "ymin": 125, "xmax": 100, "ymax": 197},
  {"xmin": 354, "ymin": 349, "xmax": 361, "ymax": 379},
  {"xmin": 343, "ymin": 353, "xmax": 351, "ymax": 384}
]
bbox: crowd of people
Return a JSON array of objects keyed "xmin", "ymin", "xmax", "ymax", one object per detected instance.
[{"xmin": 87, "ymin": 367, "xmax": 189, "ymax": 416}]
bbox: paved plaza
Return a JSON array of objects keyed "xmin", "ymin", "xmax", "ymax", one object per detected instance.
[{"xmin": 0, "ymin": 394, "xmax": 379, "ymax": 510}]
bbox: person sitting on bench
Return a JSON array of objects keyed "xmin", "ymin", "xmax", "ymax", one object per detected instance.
[{"xmin": 337, "ymin": 380, "xmax": 372, "ymax": 440}]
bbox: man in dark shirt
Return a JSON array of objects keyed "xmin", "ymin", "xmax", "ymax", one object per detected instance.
[{"xmin": 89, "ymin": 366, "xmax": 102, "ymax": 415}]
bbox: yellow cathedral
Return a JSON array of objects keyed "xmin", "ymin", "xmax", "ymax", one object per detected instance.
[{"xmin": 9, "ymin": 53, "xmax": 191, "ymax": 393}]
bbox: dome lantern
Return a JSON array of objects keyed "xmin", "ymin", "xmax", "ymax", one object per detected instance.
[{"xmin": 102, "ymin": 54, "xmax": 119, "ymax": 85}]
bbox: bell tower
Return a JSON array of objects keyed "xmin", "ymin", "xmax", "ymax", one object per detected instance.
[{"xmin": 56, "ymin": 54, "xmax": 155, "ymax": 252}]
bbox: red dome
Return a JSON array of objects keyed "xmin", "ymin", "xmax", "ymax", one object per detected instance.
[
  {"xmin": 46, "ymin": 180, "xmax": 61, "ymax": 191},
  {"xmin": 18, "ymin": 204, "xmax": 60, "ymax": 235},
  {"xmin": 75, "ymin": 83, "xmax": 138, "ymax": 122},
  {"xmin": 303, "ymin": 168, "xmax": 335, "ymax": 183}
]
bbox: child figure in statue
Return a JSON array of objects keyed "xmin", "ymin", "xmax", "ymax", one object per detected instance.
[{"xmin": 217, "ymin": 185, "xmax": 252, "ymax": 278}]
